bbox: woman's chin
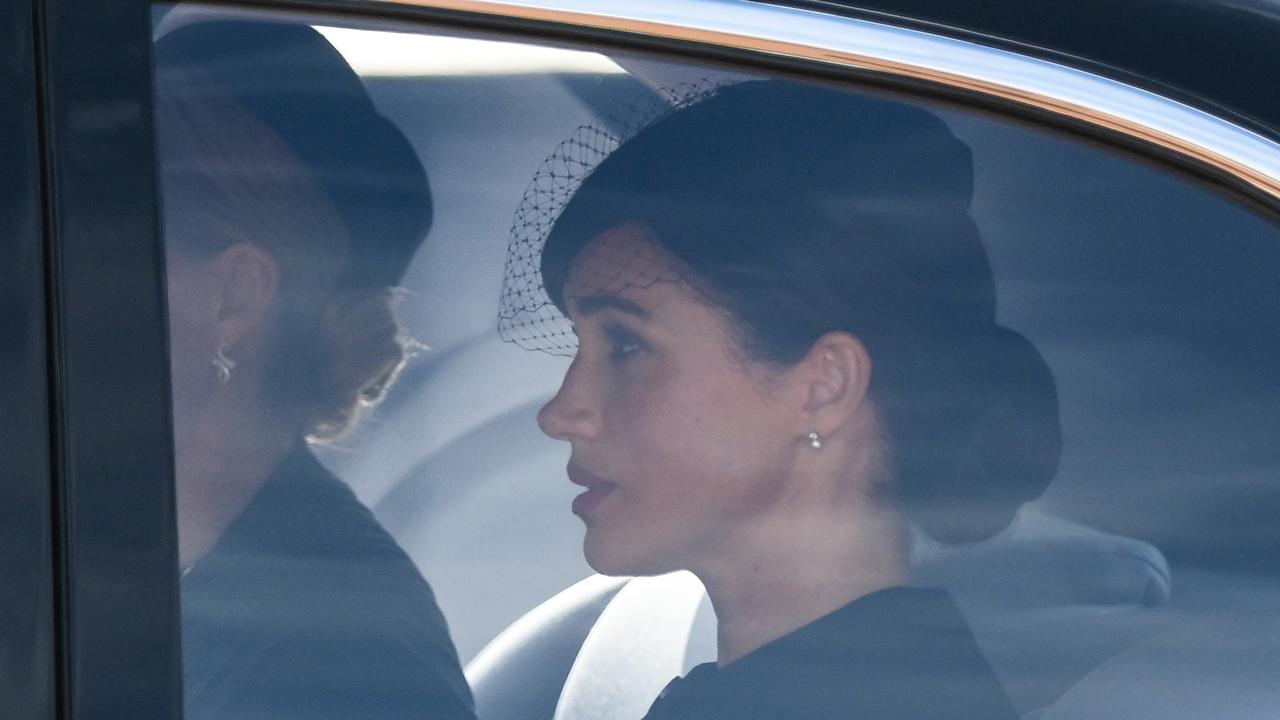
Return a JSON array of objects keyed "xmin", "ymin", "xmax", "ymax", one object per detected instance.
[
  {"xmin": 583, "ymin": 531, "xmax": 679, "ymax": 577},
  {"xmin": 582, "ymin": 533, "xmax": 625, "ymax": 575}
]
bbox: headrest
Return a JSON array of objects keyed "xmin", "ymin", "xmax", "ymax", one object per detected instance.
[{"xmin": 912, "ymin": 511, "xmax": 1172, "ymax": 613}]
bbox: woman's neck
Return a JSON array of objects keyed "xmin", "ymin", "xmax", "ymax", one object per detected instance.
[
  {"xmin": 174, "ymin": 389, "xmax": 297, "ymax": 570},
  {"xmin": 695, "ymin": 498, "xmax": 910, "ymax": 667}
]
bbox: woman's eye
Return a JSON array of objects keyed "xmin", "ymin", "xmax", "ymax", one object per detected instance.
[{"xmin": 604, "ymin": 325, "xmax": 643, "ymax": 360}]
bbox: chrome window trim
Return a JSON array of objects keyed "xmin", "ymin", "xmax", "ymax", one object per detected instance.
[{"xmin": 384, "ymin": 0, "xmax": 1280, "ymax": 202}]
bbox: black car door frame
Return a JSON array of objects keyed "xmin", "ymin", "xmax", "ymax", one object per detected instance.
[
  {"xmin": 34, "ymin": 0, "xmax": 183, "ymax": 717},
  {"xmin": 17, "ymin": 0, "xmax": 1280, "ymax": 718},
  {"xmin": 3, "ymin": 0, "xmax": 55, "ymax": 717}
]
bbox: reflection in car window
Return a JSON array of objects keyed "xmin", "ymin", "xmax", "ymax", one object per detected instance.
[{"xmin": 155, "ymin": 5, "xmax": 1280, "ymax": 720}]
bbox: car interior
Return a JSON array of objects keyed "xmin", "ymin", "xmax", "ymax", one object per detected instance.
[{"xmin": 163, "ymin": 7, "xmax": 1280, "ymax": 719}]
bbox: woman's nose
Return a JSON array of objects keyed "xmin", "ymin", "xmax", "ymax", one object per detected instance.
[{"xmin": 537, "ymin": 360, "xmax": 600, "ymax": 442}]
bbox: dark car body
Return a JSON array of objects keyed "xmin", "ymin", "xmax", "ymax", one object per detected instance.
[
  {"xmin": 785, "ymin": 0, "xmax": 1280, "ymax": 134},
  {"xmin": 4, "ymin": 1, "xmax": 1278, "ymax": 718}
]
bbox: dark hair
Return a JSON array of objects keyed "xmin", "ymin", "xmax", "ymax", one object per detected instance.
[
  {"xmin": 542, "ymin": 80, "xmax": 1061, "ymax": 542},
  {"xmin": 155, "ymin": 21, "xmax": 431, "ymax": 440}
]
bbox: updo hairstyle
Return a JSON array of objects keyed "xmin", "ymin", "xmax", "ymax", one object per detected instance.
[
  {"xmin": 155, "ymin": 21, "xmax": 432, "ymax": 441},
  {"xmin": 541, "ymin": 81, "xmax": 1062, "ymax": 542}
]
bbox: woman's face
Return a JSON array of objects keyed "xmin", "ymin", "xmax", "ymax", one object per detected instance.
[{"xmin": 537, "ymin": 222, "xmax": 800, "ymax": 576}]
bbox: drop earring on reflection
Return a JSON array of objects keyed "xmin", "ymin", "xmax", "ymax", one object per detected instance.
[
  {"xmin": 807, "ymin": 431, "xmax": 822, "ymax": 450},
  {"xmin": 213, "ymin": 343, "xmax": 236, "ymax": 384}
]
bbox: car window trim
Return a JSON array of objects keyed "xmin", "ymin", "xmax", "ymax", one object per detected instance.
[
  {"xmin": 2, "ymin": 0, "xmax": 56, "ymax": 716},
  {"xmin": 37, "ymin": 0, "xmax": 183, "ymax": 717},
  {"xmin": 332, "ymin": 0, "xmax": 1280, "ymax": 211}
]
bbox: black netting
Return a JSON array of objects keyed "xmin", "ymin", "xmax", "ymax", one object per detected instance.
[{"xmin": 497, "ymin": 79, "xmax": 728, "ymax": 355}]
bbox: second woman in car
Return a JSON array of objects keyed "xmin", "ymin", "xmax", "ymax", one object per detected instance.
[{"xmin": 156, "ymin": 17, "xmax": 475, "ymax": 720}]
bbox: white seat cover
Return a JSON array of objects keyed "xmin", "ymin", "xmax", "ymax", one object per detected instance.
[{"xmin": 554, "ymin": 572, "xmax": 707, "ymax": 720}]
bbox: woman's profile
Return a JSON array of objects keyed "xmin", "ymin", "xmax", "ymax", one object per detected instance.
[
  {"xmin": 155, "ymin": 18, "xmax": 475, "ymax": 720},
  {"xmin": 511, "ymin": 80, "xmax": 1061, "ymax": 718}
]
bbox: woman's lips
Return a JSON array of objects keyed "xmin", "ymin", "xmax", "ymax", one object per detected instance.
[
  {"xmin": 571, "ymin": 483, "xmax": 617, "ymax": 516},
  {"xmin": 567, "ymin": 463, "xmax": 617, "ymax": 516}
]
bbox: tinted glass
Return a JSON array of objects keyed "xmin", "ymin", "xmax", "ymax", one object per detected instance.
[{"xmin": 153, "ymin": 6, "xmax": 1280, "ymax": 719}]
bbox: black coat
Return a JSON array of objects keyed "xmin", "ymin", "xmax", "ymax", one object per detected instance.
[
  {"xmin": 180, "ymin": 447, "xmax": 476, "ymax": 720},
  {"xmin": 645, "ymin": 586, "xmax": 1017, "ymax": 720}
]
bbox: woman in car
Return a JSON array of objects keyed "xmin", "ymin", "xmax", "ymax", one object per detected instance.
[
  {"xmin": 525, "ymin": 80, "xmax": 1060, "ymax": 718},
  {"xmin": 155, "ymin": 19, "xmax": 475, "ymax": 720}
]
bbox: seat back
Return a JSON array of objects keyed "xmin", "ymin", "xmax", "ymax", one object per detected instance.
[
  {"xmin": 1040, "ymin": 607, "xmax": 1280, "ymax": 720},
  {"xmin": 467, "ymin": 513, "xmax": 1173, "ymax": 719}
]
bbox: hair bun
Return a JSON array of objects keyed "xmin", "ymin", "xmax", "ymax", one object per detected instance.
[
  {"xmin": 897, "ymin": 326, "xmax": 1062, "ymax": 543},
  {"xmin": 316, "ymin": 288, "xmax": 408, "ymax": 439},
  {"xmin": 267, "ymin": 286, "xmax": 408, "ymax": 442}
]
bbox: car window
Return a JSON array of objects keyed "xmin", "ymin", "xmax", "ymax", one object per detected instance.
[{"xmin": 152, "ymin": 5, "xmax": 1280, "ymax": 719}]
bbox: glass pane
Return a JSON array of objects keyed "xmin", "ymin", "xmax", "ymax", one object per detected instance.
[{"xmin": 153, "ymin": 5, "xmax": 1280, "ymax": 719}]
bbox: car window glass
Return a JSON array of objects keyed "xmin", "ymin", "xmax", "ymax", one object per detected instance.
[{"xmin": 152, "ymin": 5, "xmax": 1280, "ymax": 719}]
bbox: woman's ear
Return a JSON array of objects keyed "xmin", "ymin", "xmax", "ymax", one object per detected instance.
[
  {"xmin": 210, "ymin": 242, "xmax": 281, "ymax": 346},
  {"xmin": 801, "ymin": 331, "xmax": 873, "ymax": 428}
]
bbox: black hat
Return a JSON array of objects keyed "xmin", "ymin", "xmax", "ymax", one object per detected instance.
[
  {"xmin": 505, "ymin": 80, "xmax": 1059, "ymax": 540},
  {"xmin": 154, "ymin": 20, "xmax": 431, "ymax": 287}
]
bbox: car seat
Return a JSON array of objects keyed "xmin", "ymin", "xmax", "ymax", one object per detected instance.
[{"xmin": 466, "ymin": 511, "xmax": 1172, "ymax": 720}]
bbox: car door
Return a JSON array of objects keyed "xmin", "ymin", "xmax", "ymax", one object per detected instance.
[
  {"xmin": 26, "ymin": 1, "xmax": 1280, "ymax": 719},
  {"xmin": 2, "ymin": 1, "xmax": 56, "ymax": 718},
  {"xmin": 33, "ymin": 0, "xmax": 182, "ymax": 718}
]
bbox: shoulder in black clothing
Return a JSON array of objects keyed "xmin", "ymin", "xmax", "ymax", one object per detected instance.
[
  {"xmin": 181, "ymin": 446, "xmax": 476, "ymax": 720},
  {"xmin": 645, "ymin": 586, "xmax": 1017, "ymax": 720}
]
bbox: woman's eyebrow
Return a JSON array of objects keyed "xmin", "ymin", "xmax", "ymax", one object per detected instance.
[{"xmin": 569, "ymin": 294, "xmax": 649, "ymax": 318}]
